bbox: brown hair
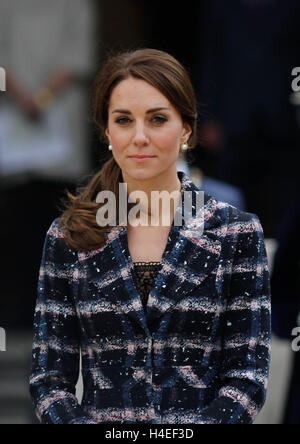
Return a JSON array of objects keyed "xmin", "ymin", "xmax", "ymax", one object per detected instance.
[{"xmin": 58, "ymin": 48, "xmax": 199, "ymax": 252}]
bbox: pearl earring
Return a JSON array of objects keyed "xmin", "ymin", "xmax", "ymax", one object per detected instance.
[
  {"xmin": 181, "ymin": 143, "xmax": 188, "ymax": 151},
  {"xmin": 108, "ymin": 144, "xmax": 112, "ymax": 151}
]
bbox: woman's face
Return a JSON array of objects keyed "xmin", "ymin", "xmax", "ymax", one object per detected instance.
[{"xmin": 105, "ymin": 77, "xmax": 191, "ymax": 182}]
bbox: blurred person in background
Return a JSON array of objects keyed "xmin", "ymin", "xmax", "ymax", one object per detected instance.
[
  {"xmin": 0, "ymin": 0, "xmax": 98, "ymax": 329},
  {"xmin": 176, "ymin": 118, "xmax": 247, "ymax": 211},
  {"xmin": 176, "ymin": 145, "xmax": 247, "ymax": 211},
  {"xmin": 271, "ymin": 197, "xmax": 300, "ymax": 424},
  {"xmin": 197, "ymin": 0, "xmax": 300, "ymax": 238}
]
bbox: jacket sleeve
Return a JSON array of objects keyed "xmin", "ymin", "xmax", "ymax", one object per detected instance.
[
  {"xmin": 194, "ymin": 210, "xmax": 272, "ymax": 424},
  {"xmin": 29, "ymin": 218, "xmax": 97, "ymax": 424}
]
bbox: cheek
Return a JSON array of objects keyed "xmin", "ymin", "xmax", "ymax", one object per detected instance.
[
  {"xmin": 109, "ymin": 127, "xmax": 129, "ymax": 150},
  {"xmin": 154, "ymin": 128, "xmax": 181, "ymax": 153}
]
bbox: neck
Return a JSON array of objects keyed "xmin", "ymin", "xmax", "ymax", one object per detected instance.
[{"xmin": 122, "ymin": 168, "xmax": 182, "ymax": 227}]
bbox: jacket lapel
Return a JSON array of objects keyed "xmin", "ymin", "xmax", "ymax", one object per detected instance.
[
  {"xmin": 78, "ymin": 224, "xmax": 152, "ymax": 337},
  {"xmin": 144, "ymin": 174, "xmax": 223, "ymax": 328},
  {"xmin": 78, "ymin": 171, "xmax": 223, "ymax": 337}
]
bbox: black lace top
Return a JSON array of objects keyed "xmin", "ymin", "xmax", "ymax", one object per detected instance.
[{"xmin": 132, "ymin": 261, "xmax": 162, "ymax": 311}]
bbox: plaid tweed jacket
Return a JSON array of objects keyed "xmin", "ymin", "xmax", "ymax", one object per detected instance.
[{"xmin": 29, "ymin": 171, "xmax": 271, "ymax": 424}]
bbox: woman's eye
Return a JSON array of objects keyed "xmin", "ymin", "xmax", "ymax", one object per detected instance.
[
  {"xmin": 115, "ymin": 117, "xmax": 131, "ymax": 125},
  {"xmin": 151, "ymin": 115, "xmax": 168, "ymax": 124},
  {"xmin": 114, "ymin": 115, "xmax": 167, "ymax": 125}
]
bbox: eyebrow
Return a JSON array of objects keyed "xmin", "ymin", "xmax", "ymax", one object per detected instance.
[{"xmin": 112, "ymin": 107, "xmax": 170, "ymax": 114}]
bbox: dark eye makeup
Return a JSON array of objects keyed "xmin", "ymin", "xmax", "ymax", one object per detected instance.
[
  {"xmin": 152, "ymin": 115, "xmax": 168, "ymax": 124},
  {"xmin": 114, "ymin": 114, "xmax": 168, "ymax": 125},
  {"xmin": 115, "ymin": 116, "xmax": 131, "ymax": 125}
]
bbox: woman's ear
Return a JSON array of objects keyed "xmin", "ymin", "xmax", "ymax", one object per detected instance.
[
  {"xmin": 182, "ymin": 123, "xmax": 192, "ymax": 143},
  {"xmin": 105, "ymin": 128, "xmax": 111, "ymax": 145}
]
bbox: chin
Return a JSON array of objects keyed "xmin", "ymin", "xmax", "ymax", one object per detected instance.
[
  {"xmin": 131, "ymin": 169, "xmax": 155, "ymax": 178},
  {"xmin": 125, "ymin": 168, "xmax": 157, "ymax": 181}
]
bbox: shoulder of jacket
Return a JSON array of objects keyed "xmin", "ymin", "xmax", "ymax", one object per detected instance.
[
  {"xmin": 201, "ymin": 191, "xmax": 264, "ymax": 236},
  {"xmin": 45, "ymin": 217, "xmax": 78, "ymax": 258},
  {"xmin": 226, "ymin": 203, "xmax": 264, "ymax": 234},
  {"xmin": 46, "ymin": 216, "xmax": 66, "ymax": 240}
]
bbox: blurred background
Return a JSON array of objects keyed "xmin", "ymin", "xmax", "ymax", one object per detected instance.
[{"xmin": 0, "ymin": 0, "xmax": 299, "ymax": 424}]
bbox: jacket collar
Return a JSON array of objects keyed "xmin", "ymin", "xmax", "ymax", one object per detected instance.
[{"xmin": 78, "ymin": 171, "xmax": 224, "ymax": 338}]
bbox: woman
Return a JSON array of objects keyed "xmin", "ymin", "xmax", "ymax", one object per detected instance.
[{"xmin": 29, "ymin": 48, "xmax": 271, "ymax": 424}]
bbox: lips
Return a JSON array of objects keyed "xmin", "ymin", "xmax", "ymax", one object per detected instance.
[
  {"xmin": 128, "ymin": 155, "xmax": 156, "ymax": 158},
  {"xmin": 128, "ymin": 155, "xmax": 156, "ymax": 163}
]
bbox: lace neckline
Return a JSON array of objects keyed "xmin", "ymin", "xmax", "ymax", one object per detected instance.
[{"xmin": 133, "ymin": 261, "xmax": 161, "ymax": 265}]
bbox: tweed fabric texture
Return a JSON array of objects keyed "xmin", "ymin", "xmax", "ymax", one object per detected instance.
[{"xmin": 29, "ymin": 171, "xmax": 271, "ymax": 424}]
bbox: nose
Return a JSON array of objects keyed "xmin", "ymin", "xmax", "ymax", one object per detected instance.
[{"xmin": 132, "ymin": 122, "xmax": 150, "ymax": 147}]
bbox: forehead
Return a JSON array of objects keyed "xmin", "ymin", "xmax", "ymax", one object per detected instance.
[{"xmin": 108, "ymin": 77, "xmax": 171, "ymax": 111}]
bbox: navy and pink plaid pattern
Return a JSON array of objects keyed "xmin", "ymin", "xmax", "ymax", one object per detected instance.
[{"xmin": 29, "ymin": 171, "xmax": 271, "ymax": 424}]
